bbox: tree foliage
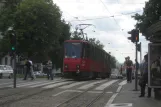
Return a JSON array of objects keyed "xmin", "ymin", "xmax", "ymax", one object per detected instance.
[
  {"xmin": 110, "ymin": 56, "xmax": 116, "ymax": 68},
  {"xmin": 0, "ymin": 0, "xmax": 71, "ymax": 62},
  {"xmin": 132, "ymin": 0, "xmax": 161, "ymax": 39},
  {"xmin": 71, "ymin": 30, "xmax": 104, "ymax": 49}
]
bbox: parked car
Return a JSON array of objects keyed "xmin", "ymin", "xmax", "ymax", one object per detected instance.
[
  {"xmin": 0, "ymin": 65, "xmax": 13, "ymax": 79},
  {"xmin": 110, "ymin": 68, "xmax": 123, "ymax": 79}
]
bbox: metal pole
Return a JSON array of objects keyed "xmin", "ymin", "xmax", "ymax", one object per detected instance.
[
  {"xmin": 140, "ymin": 42, "xmax": 142, "ymax": 64},
  {"xmin": 13, "ymin": 53, "xmax": 16, "ymax": 88},
  {"xmin": 135, "ymin": 42, "xmax": 138, "ymax": 91}
]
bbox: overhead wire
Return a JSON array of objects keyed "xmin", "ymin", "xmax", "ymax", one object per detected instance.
[
  {"xmin": 99, "ymin": 0, "xmax": 122, "ymax": 30},
  {"xmin": 69, "ymin": 10, "xmax": 142, "ymax": 21}
]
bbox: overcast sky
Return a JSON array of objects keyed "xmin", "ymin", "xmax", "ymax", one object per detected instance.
[{"xmin": 54, "ymin": 0, "xmax": 149, "ymax": 63}]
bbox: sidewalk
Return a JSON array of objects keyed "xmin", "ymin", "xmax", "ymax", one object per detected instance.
[{"xmin": 112, "ymin": 80, "xmax": 161, "ymax": 107}]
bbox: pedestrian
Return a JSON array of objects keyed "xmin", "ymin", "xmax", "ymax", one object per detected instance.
[
  {"xmin": 139, "ymin": 54, "xmax": 151, "ymax": 97},
  {"xmin": 46, "ymin": 58, "xmax": 53, "ymax": 80},
  {"xmin": 125, "ymin": 56, "xmax": 133, "ymax": 83},
  {"xmin": 23, "ymin": 58, "xmax": 34, "ymax": 80}
]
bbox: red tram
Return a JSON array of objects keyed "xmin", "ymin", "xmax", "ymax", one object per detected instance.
[{"xmin": 63, "ymin": 40, "xmax": 111, "ymax": 79}]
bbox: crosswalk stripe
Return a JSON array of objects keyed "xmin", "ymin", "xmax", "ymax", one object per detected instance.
[
  {"xmin": 78, "ymin": 80, "xmax": 107, "ymax": 90},
  {"xmin": 17, "ymin": 81, "xmax": 49, "ymax": 87},
  {"xmin": 7, "ymin": 81, "xmax": 43, "ymax": 87},
  {"xmin": 118, "ymin": 80, "xmax": 127, "ymax": 86},
  {"xmin": 94, "ymin": 80, "xmax": 118, "ymax": 90},
  {"xmin": 59, "ymin": 81, "xmax": 86, "ymax": 89},
  {"xmin": 29, "ymin": 80, "xmax": 64, "ymax": 88},
  {"xmin": 0, "ymin": 80, "xmax": 25, "ymax": 86},
  {"xmin": 42, "ymin": 81, "xmax": 72, "ymax": 89}
]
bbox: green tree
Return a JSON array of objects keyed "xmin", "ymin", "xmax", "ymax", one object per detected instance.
[
  {"xmin": 110, "ymin": 55, "xmax": 117, "ymax": 68},
  {"xmin": 88, "ymin": 38, "xmax": 104, "ymax": 49},
  {"xmin": 132, "ymin": 0, "xmax": 161, "ymax": 39},
  {"xmin": 0, "ymin": 0, "xmax": 71, "ymax": 62},
  {"xmin": 71, "ymin": 30, "xmax": 83, "ymax": 40}
]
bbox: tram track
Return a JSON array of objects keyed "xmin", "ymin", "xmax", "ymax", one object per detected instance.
[
  {"xmin": 55, "ymin": 79, "xmax": 110, "ymax": 107},
  {"xmin": 55, "ymin": 79, "xmax": 120, "ymax": 107},
  {"xmin": 0, "ymin": 80, "xmax": 75, "ymax": 106}
]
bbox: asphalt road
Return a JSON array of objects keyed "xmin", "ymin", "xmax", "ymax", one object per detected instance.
[{"xmin": 0, "ymin": 78, "xmax": 127, "ymax": 107}]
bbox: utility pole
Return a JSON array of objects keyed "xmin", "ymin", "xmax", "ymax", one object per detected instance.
[
  {"xmin": 135, "ymin": 42, "xmax": 138, "ymax": 91},
  {"xmin": 127, "ymin": 29, "xmax": 139, "ymax": 91},
  {"xmin": 140, "ymin": 42, "xmax": 142, "ymax": 64},
  {"xmin": 9, "ymin": 29, "xmax": 17, "ymax": 88}
]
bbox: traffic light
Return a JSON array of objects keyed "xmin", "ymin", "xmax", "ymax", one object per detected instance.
[
  {"xmin": 127, "ymin": 29, "xmax": 139, "ymax": 43},
  {"xmin": 134, "ymin": 29, "xmax": 139, "ymax": 42},
  {"xmin": 137, "ymin": 43, "xmax": 141, "ymax": 52},
  {"xmin": 9, "ymin": 32, "xmax": 16, "ymax": 56}
]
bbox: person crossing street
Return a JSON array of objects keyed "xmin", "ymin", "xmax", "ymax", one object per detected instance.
[{"xmin": 46, "ymin": 58, "xmax": 53, "ymax": 80}]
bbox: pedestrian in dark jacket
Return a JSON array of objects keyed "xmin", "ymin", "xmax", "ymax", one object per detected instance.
[
  {"xmin": 139, "ymin": 54, "xmax": 151, "ymax": 97},
  {"xmin": 46, "ymin": 58, "xmax": 53, "ymax": 80},
  {"xmin": 23, "ymin": 58, "xmax": 34, "ymax": 80}
]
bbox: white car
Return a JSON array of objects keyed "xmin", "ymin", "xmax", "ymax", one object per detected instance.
[{"xmin": 0, "ymin": 65, "xmax": 13, "ymax": 79}]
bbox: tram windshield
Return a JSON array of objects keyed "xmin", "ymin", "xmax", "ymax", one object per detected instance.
[{"xmin": 64, "ymin": 42, "xmax": 82, "ymax": 58}]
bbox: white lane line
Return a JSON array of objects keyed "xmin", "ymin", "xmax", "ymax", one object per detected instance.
[
  {"xmin": 52, "ymin": 90, "xmax": 82, "ymax": 97},
  {"xmin": 42, "ymin": 81, "xmax": 72, "ymax": 89},
  {"xmin": 95, "ymin": 80, "xmax": 118, "ymax": 90},
  {"xmin": 17, "ymin": 81, "xmax": 49, "ymax": 87},
  {"xmin": 59, "ymin": 82, "xmax": 86, "ymax": 89},
  {"xmin": 104, "ymin": 93, "xmax": 118, "ymax": 107},
  {"xmin": 104, "ymin": 80, "xmax": 127, "ymax": 107},
  {"xmin": 87, "ymin": 91, "xmax": 113, "ymax": 94},
  {"xmin": 53, "ymin": 89, "xmax": 114, "ymax": 97},
  {"xmin": 109, "ymin": 103, "xmax": 132, "ymax": 107},
  {"xmin": 53, "ymin": 90, "xmax": 69, "ymax": 97},
  {"xmin": 78, "ymin": 80, "xmax": 107, "ymax": 90},
  {"xmin": 7, "ymin": 81, "xmax": 45, "ymax": 87},
  {"xmin": 118, "ymin": 80, "xmax": 127, "ymax": 86},
  {"xmin": 29, "ymin": 80, "xmax": 63, "ymax": 88},
  {"xmin": 116, "ymin": 85, "xmax": 122, "ymax": 93},
  {"xmin": 0, "ymin": 81, "xmax": 24, "ymax": 86}
]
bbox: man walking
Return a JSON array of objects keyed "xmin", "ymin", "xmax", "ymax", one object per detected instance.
[
  {"xmin": 139, "ymin": 54, "xmax": 151, "ymax": 97},
  {"xmin": 46, "ymin": 58, "xmax": 53, "ymax": 80},
  {"xmin": 125, "ymin": 56, "xmax": 133, "ymax": 83},
  {"xmin": 23, "ymin": 58, "xmax": 34, "ymax": 80}
]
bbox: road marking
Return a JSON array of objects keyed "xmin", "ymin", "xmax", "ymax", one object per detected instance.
[
  {"xmin": 0, "ymin": 81, "xmax": 24, "ymax": 86},
  {"xmin": 104, "ymin": 81, "xmax": 127, "ymax": 107},
  {"xmin": 104, "ymin": 93, "xmax": 118, "ymax": 107},
  {"xmin": 52, "ymin": 89, "xmax": 114, "ymax": 97},
  {"xmin": 42, "ymin": 81, "xmax": 72, "ymax": 89},
  {"xmin": 109, "ymin": 103, "xmax": 132, "ymax": 107},
  {"xmin": 106, "ymin": 92, "xmax": 113, "ymax": 93},
  {"xmin": 95, "ymin": 80, "xmax": 118, "ymax": 90},
  {"xmin": 53, "ymin": 90, "xmax": 69, "ymax": 97},
  {"xmin": 17, "ymin": 81, "xmax": 49, "ymax": 87},
  {"xmin": 88, "ymin": 91, "xmax": 113, "ymax": 94},
  {"xmin": 7, "ymin": 81, "xmax": 47, "ymax": 87},
  {"xmin": 118, "ymin": 80, "xmax": 127, "ymax": 86},
  {"xmin": 52, "ymin": 90, "xmax": 82, "ymax": 97},
  {"xmin": 59, "ymin": 82, "xmax": 86, "ymax": 89},
  {"xmin": 78, "ymin": 80, "xmax": 107, "ymax": 90},
  {"xmin": 116, "ymin": 85, "xmax": 122, "ymax": 93},
  {"xmin": 29, "ymin": 80, "xmax": 63, "ymax": 88}
]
